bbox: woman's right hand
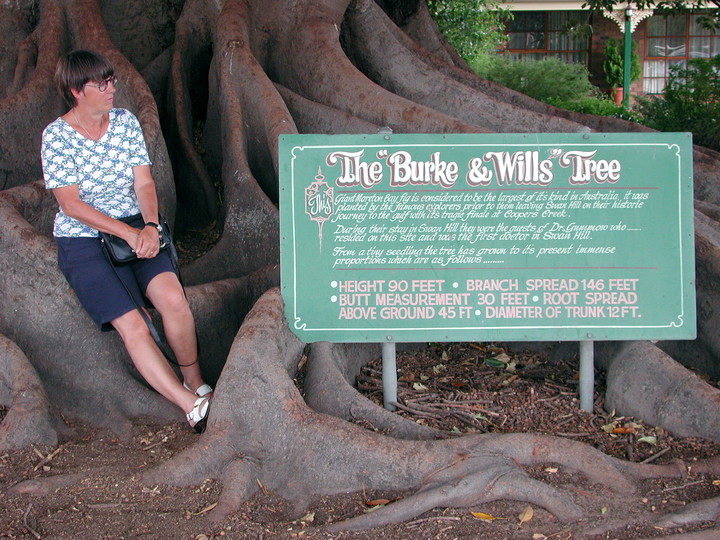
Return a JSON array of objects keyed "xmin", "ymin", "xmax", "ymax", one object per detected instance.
[{"xmin": 127, "ymin": 224, "xmax": 160, "ymax": 258}]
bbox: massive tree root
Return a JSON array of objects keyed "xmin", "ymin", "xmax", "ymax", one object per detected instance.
[
  {"xmin": 1, "ymin": 0, "xmax": 720, "ymax": 535},
  {"xmin": 605, "ymin": 340, "xmax": 720, "ymax": 443},
  {"xmin": 168, "ymin": 0, "xmax": 284, "ymax": 285},
  {"xmin": 304, "ymin": 341, "xmax": 445, "ymax": 440},
  {"xmin": 149, "ymin": 289, "xmax": 692, "ymax": 532},
  {"xmin": 0, "ymin": 334, "xmax": 60, "ymax": 450}
]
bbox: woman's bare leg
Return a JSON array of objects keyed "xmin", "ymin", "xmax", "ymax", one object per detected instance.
[
  {"xmin": 144, "ymin": 271, "xmax": 209, "ymax": 394},
  {"xmin": 111, "ymin": 309, "xmax": 198, "ymax": 414}
]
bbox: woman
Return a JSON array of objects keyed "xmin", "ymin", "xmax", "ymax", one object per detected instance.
[{"xmin": 41, "ymin": 50, "xmax": 211, "ymax": 432}]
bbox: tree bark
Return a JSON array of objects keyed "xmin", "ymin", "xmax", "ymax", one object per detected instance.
[
  {"xmin": 1, "ymin": 0, "xmax": 720, "ymax": 533},
  {"xmin": 0, "ymin": 334, "xmax": 61, "ymax": 450}
]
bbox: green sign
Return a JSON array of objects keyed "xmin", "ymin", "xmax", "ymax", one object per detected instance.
[{"xmin": 279, "ymin": 133, "xmax": 695, "ymax": 343}]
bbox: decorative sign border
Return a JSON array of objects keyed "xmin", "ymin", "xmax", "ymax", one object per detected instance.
[{"xmin": 279, "ymin": 133, "xmax": 695, "ymax": 343}]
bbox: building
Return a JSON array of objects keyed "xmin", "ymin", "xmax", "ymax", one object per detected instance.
[{"xmin": 501, "ymin": 0, "xmax": 719, "ymax": 95}]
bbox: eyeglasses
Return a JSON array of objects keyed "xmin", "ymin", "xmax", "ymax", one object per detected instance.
[{"xmin": 84, "ymin": 75, "xmax": 118, "ymax": 92}]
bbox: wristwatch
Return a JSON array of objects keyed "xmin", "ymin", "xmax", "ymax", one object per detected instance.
[{"xmin": 144, "ymin": 221, "xmax": 163, "ymax": 233}]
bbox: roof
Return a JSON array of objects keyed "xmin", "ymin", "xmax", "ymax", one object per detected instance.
[
  {"xmin": 500, "ymin": 0, "xmax": 715, "ymax": 10},
  {"xmin": 502, "ymin": 0, "xmax": 587, "ymax": 9}
]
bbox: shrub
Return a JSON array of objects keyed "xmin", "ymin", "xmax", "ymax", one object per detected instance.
[
  {"xmin": 635, "ymin": 56, "xmax": 720, "ymax": 151},
  {"xmin": 469, "ymin": 54, "xmax": 595, "ymax": 103},
  {"xmin": 602, "ymin": 38, "xmax": 640, "ymax": 89},
  {"xmin": 427, "ymin": 0, "xmax": 509, "ymax": 58},
  {"xmin": 547, "ymin": 94, "xmax": 641, "ymax": 122}
]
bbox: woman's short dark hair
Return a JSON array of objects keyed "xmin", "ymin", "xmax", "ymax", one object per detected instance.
[{"xmin": 55, "ymin": 50, "xmax": 114, "ymax": 108}]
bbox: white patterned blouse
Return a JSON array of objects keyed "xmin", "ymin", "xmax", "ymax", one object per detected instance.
[{"xmin": 41, "ymin": 108, "xmax": 152, "ymax": 238}]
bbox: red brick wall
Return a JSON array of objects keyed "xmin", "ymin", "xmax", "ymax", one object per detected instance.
[{"xmin": 588, "ymin": 13, "xmax": 647, "ymax": 99}]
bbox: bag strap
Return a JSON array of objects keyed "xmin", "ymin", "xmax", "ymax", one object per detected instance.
[{"xmin": 102, "ymin": 239, "xmax": 196, "ymax": 368}]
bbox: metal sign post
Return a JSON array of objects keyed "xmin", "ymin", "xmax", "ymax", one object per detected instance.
[
  {"xmin": 579, "ymin": 340, "xmax": 595, "ymax": 412},
  {"xmin": 381, "ymin": 341, "xmax": 397, "ymax": 410}
]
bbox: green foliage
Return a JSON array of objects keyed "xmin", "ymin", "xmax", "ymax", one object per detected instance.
[
  {"xmin": 468, "ymin": 54, "xmax": 596, "ymax": 103},
  {"xmin": 426, "ymin": 0, "xmax": 510, "ymax": 58},
  {"xmin": 635, "ymin": 56, "xmax": 720, "ymax": 151},
  {"xmin": 558, "ymin": 18, "xmax": 594, "ymax": 42},
  {"xmin": 602, "ymin": 38, "xmax": 641, "ymax": 88},
  {"xmin": 547, "ymin": 94, "xmax": 641, "ymax": 122},
  {"xmin": 469, "ymin": 52, "xmax": 642, "ymax": 123}
]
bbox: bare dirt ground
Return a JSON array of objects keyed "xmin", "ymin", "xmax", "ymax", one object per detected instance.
[{"xmin": 1, "ymin": 341, "xmax": 719, "ymax": 539}]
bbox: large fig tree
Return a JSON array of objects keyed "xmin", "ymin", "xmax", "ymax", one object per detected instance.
[{"xmin": 2, "ymin": 0, "xmax": 720, "ymax": 535}]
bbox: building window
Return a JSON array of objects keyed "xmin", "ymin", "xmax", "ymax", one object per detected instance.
[
  {"xmin": 506, "ymin": 11, "xmax": 591, "ymax": 64},
  {"xmin": 644, "ymin": 13, "xmax": 720, "ymax": 94}
]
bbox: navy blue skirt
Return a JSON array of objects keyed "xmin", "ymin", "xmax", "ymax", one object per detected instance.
[{"xmin": 55, "ymin": 236, "xmax": 175, "ymax": 331}]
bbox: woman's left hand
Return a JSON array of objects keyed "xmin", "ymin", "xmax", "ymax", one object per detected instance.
[{"xmin": 135, "ymin": 224, "xmax": 161, "ymax": 258}]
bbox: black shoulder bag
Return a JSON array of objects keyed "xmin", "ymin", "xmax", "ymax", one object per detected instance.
[{"xmin": 100, "ymin": 214, "xmax": 173, "ymax": 265}]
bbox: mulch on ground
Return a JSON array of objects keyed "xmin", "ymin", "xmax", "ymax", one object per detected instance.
[
  {"xmin": 1, "ymin": 341, "xmax": 719, "ymax": 539},
  {"xmin": 358, "ymin": 342, "xmax": 720, "ymax": 465}
]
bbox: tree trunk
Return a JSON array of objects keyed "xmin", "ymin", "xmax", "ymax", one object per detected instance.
[{"xmin": 1, "ymin": 0, "xmax": 720, "ymax": 533}]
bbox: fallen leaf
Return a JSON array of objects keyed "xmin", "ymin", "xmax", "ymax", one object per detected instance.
[
  {"xmin": 471, "ymin": 511, "xmax": 502, "ymax": 521},
  {"xmin": 412, "ymin": 382, "xmax": 428, "ymax": 391},
  {"xmin": 602, "ymin": 422, "xmax": 618, "ymax": 433},
  {"xmin": 419, "ymin": 374, "xmax": 429, "ymax": 381},
  {"xmin": 494, "ymin": 353, "xmax": 511, "ymax": 363},
  {"xmin": 432, "ymin": 364, "xmax": 446, "ymax": 373},
  {"xmin": 300, "ymin": 511, "xmax": 315, "ymax": 523},
  {"xmin": 544, "ymin": 467, "xmax": 558, "ymax": 474},
  {"xmin": 366, "ymin": 499, "xmax": 391, "ymax": 507},
  {"xmin": 484, "ymin": 358, "xmax": 506, "ymax": 368},
  {"xmin": 188, "ymin": 502, "xmax": 217, "ymax": 516},
  {"xmin": 532, "ymin": 534, "xmax": 547, "ymax": 540},
  {"xmin": 441, "ymin": 351, "xmax": 449, "ymax": 360},
  {"xmin": 638, "ymin": 436, "xmax": 657, "ymax": 445},
  {"xmin": 518, "ymin": 505, "xmax": 534, "ymax": 525},
  {"xmin": 612, "ymin": 426, "xmax": 636, "ymax": 434},
  {"xmin": 297, "ymin": 355, "xmax": 308, "ymax": 371},
  {"xmin": 712, "ymin": 480, "xmax": 720, "ymax": 486},
  {"xmin": 600, "ymin": 507, "xmax": 607, "ymax": 514}
]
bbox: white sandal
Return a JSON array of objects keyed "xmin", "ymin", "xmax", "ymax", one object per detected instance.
[
  {"xmin": 183, "ymin": 382, "xmax": 213, "ymax": 397},
  {"xmin": 186, "ymin": 396, "xmax": 210, "ymax": 433}
]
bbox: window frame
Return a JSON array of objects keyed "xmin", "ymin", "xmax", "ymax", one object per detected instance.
[
  {"xmin": 504, "ymin": 10, "xmax": 591, "ymax": 64},
  {"xmin": 643, "ymin": 12, "xmax": 719, "ymax": 94}
]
